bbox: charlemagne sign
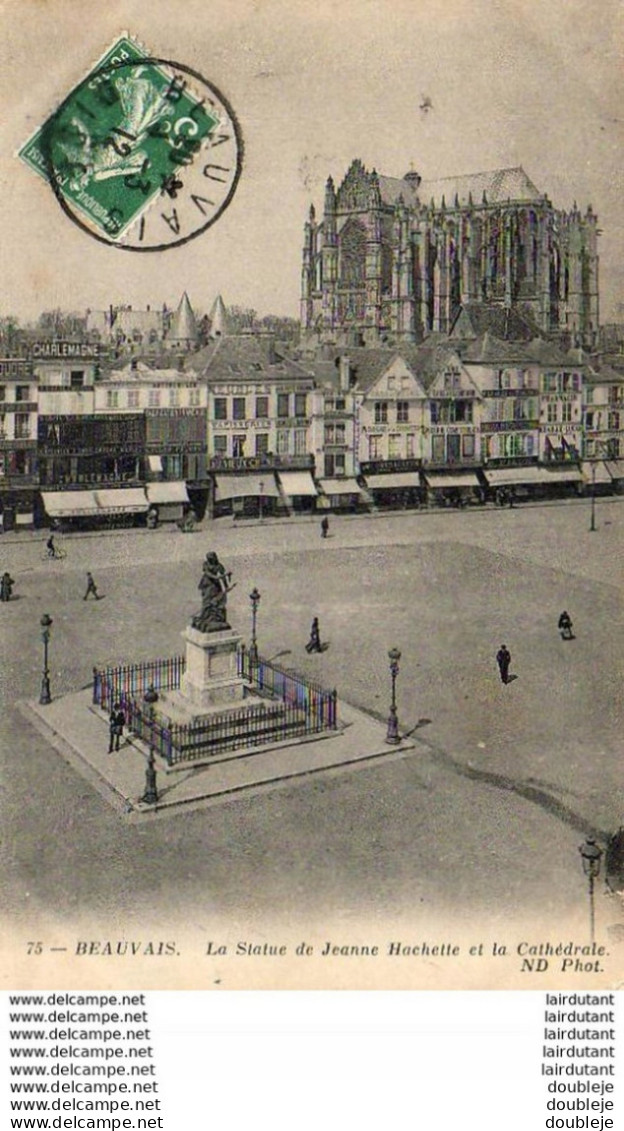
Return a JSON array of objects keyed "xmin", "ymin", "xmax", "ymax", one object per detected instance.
[{"xmin": 31, "ymin": 341, "xmax": 101, "ymax": 359}]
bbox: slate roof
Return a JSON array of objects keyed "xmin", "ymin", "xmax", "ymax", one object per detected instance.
[
  {"xmin": 190, "ymin": 335, "xmax": 313, "ymax": 382},
  {"xmin": 449, "ymin": 303, "xmax": 541, "ymax": 343},
  {"xmin": 582, "ymin": 364, "xmax": 623, "ymax": 386},
  {"xmin": 328, "ymin": 344, "xmax": 468, "ymax": 394},
  {"xmin": 327, "ymin": 348, "xmax": 397, "ymax": 392},
  {"xmin": 378, "ymin": 166, "xmax": 544, "ymax": 209},
  {"xmin": 461, "ymin": 333, "xmax": 573, "ymax": 366}
]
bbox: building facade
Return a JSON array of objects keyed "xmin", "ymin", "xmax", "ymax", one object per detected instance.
[
  {"xmin": 198, "ymin": 335, "xmax": 317, "ymax": 516},
  {"xmin": 301, "ymin": 160, "xmax": 599, "ymax": 348},
  {"xmin": 0, "ymin": 357, "xmax": 38, "ymax": 529}
]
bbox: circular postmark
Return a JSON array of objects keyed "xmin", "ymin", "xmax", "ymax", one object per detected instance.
[{"xmin": 38, "ymin": 55, "xmax": 243, "ymax": 252}]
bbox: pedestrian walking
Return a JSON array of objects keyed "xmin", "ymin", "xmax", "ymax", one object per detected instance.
[
  {"xmin": 305, "ymin": 616, "xmax": 322, "ymax": 653},
  {"xmin": 558, "ymin": 611, "xmax": 574, "ymax": 640},
  {"xmin": 83, "ymin": 571, "xmax": 100, "ymax": 600},
  {"xmin": 321, "ymin": 516, "xmax": 329, "ymax": 539},
  {"xmin": 46, "ymin": 533, "xmax": 55, "ymax": 558},
  {"xmin": 108, "ymin": 702, "xmax": 125, "ymax": 753},
  {"xmin": 496, "ymin": 644, "xmax": 511, "ymax": 684},
  {"xmin": 1, "ymin": 571, "xmax": 14, "ymax": 602}
]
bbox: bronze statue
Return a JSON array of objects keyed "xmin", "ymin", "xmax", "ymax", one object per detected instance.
[{"xmin": 191, "ymin": 552, "xmax": 235, "ymax": 633}]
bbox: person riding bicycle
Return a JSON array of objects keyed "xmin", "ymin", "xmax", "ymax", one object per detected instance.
[{"xmin": 46, "ymin": 534, "xmax": 55, "ymax": 558}]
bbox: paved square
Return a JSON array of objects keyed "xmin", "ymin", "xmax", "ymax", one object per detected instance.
[{"xmin": 2, "ymin": 500, "xmax": 623, "ymax": 974}]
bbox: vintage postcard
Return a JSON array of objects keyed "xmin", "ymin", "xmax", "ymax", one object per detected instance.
[{"xmin": 1, "ymin": 0, "xmax": 623, "ymax": 991}]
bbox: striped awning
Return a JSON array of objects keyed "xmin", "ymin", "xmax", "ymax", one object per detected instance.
[{"xmin": 215, "ymin": 474, "xmax": 280, "ymax": 500}]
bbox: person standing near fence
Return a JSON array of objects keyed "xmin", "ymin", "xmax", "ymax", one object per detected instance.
[{"xmin": 108, "ymin": 702, "xmax": 125, "ymax": 753}]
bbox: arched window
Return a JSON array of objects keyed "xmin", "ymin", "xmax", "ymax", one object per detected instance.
[{"xmin": 338, "ymin": 219, "xmax": 367, "ymax": 287}]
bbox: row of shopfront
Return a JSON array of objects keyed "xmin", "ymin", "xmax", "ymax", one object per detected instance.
[
  {"xmin": 211, "ymin": 459, "xmax": 624, "ymax": 515},
  {"xmin": 3, "ymin": 459, "xmax": 624, "ymax": 531}
]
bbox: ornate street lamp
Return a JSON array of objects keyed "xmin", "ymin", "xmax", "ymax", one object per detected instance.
[
  {"xmin": 39, "ymin": 613, "xmax": 53, "ymax": 705},
  {"xmin": 249, "ymin": 587, "xmax": 261, "ymax": 662},
  {"xmin": 385, "ymin": 647, "xmax": 402, "ymax": 745},
  {"xmin": 141, "ymin": 684, "xmax": 159, "ymax": 806},
  {"xmin": 579, "ymin": 836, "xmax": 603, "ymax": 945}
]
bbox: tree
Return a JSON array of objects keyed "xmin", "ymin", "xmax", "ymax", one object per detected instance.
[
  {"xmin": 227, "ymin": 305, "xmax": 258, "ymax": 333},
  {"xmin": 258, "ymin": 315, "xmax": 300, "ymax": 346},
  {"xmin": 0, "ymin": 316, "xmax": 22, "ymax": 353},
  {"xmin": 36, "ymin": 309, "xmax": 87, "ymax": 338}
]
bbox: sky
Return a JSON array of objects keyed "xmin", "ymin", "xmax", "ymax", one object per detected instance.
[{"xmin": 1, "ymin": 0, "xmax": 623, "ymax": 322}]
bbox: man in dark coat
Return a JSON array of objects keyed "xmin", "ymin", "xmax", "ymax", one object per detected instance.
[
  {"xmin": 1, "ymin": 571, "xmax": 14, "ymax": 601},
  {"xmin": 558, "ymin": 611, "xmax": 574, "ymax": 640},
  {"xmin": 108, "ymin": 702, "xmax": 125, "ymax": 753},
  {"xmin": 496, "ymin": 644, "xmax": 511, "ymax": 684},
  {"xmin": 321, "ymin": 516, "xmax": 329, "ymax": 539},
  {"xmin": 83, "ymin": 571, "xmax": 100, "ymax": 600},
  {"xmin": 306, "ymin": 617, "xmax": 322, "ymax": 653}
]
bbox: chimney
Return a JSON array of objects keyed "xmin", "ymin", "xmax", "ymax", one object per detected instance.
[{"xmin": 339, "ymin": 355, "xmax": 351, "ymax": 392}]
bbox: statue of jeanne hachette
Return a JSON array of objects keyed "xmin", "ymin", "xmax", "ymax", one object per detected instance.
[{"xmin": 191, "ymin": 552, "xmax": 235, "ymax": 633}]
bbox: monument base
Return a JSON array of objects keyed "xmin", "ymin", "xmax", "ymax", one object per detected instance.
[{"xmin": 179, "ymin": 626, "xmax": 247, "ymax": 709}]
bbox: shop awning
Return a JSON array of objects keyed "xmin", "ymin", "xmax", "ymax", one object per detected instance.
[
  {"xmin": 147, "ymin": 455, "xmax": 163, "ymax": 473},
  {"xmin": 41, "ymin": 490, "xmax": 100, "ymax": 517},
  {"xmin": 484, "ymin": 466, "xmax": 548, "ymax": 486},
  {"xmin": 146, "ymin": 482, "xmax": 189, "ymax": 504},
  {"xmin": 319, "ymin": 478, "xmax": 362, "ymax": 496},
  {"xmin": 425, "ymin": 472, "xmax": 481, "ymax": 489},
  {"xmin": 542, "ymin": 467, "xmax": 583, "ymax": 484},
  {"xmin": 94, "ymin": 488, "xmax": 149, "ymax": 514},
  {"xmin": 581, "ymin": 461, "xmax": 612, "ymax": 485},
  {"xmin": 277, "ymin": 471, "xmax": 318, "ymax": 497},
  {"xmin": 214, "ymin": 474, "xmax": 280, "ymax": 501},
  {"xmin": 365, "ymin": 472, "xmax": 421, "ymax": 489},
  {"xmin": 605, "ymin": 460, "xmax": 624, "ymax": 480}
]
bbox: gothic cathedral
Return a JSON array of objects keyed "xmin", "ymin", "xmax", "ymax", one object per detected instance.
[{"xmin": 300, "ymin": 160, "xmax": 599, "ymax": 347}]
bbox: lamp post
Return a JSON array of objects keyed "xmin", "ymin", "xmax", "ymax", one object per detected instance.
[
  {"xmin": 579, "ymin": 836, "xmax": 603, "ymax": 945},
  {"xmin": 39, "ymin": 613, "xmax": 53, "ymax": 705},
  {"xmin": 589, "ymin": 461, "xmax": 597, "ymax": 532},
  {"xmin": 385, "ymin": 647, "xmax": 401, "ymax": 745},
  {"xmin": 249, "ymin": 586, "xmax": 261, "ymax": 662},
  {"xmin": 258, "ymin": 479, "xmax": 264, "ymax": 523},
  {"xmin": 141, "ymin": 684, "xmax": 159, "ymax": 806}
]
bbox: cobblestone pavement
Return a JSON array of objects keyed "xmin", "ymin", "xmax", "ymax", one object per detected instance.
[{"xmin": 1, "ymin": 499, "xmax": 622, "ymax": 970}]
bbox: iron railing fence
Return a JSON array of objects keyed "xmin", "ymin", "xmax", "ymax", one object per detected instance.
[
  {"xmin": 93, "ymin": 649, "xmax": 337, "ymax": 765},
  {"xmin": 93, "ymin": 655, "xmax": 184, "ymax": 712}
]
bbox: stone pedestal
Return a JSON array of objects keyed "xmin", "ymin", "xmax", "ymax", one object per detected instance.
[{"xmin": 179, "ymin": 626, "xmax": 246, "ymax": 709}]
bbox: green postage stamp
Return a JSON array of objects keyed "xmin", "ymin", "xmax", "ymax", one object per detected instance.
[{"xmin": 19, "ymin": 35, "xmax": 242, "ymax": 250}]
